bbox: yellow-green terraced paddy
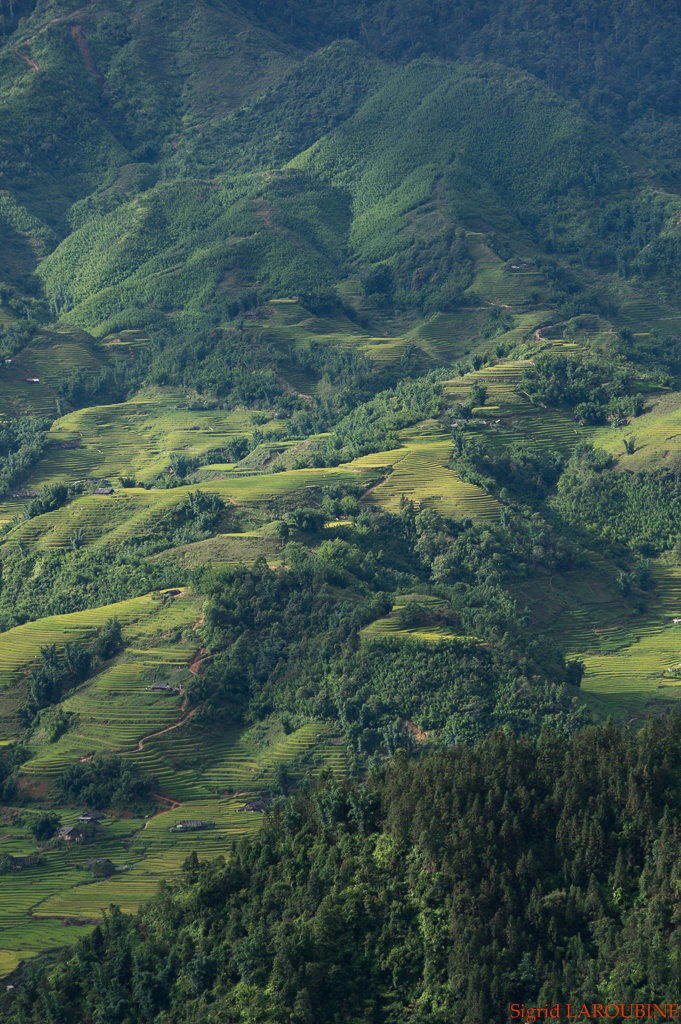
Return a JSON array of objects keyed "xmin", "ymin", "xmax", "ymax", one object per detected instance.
[
  {"xmin": 199, "ymin": 723, "xmax": 347, "ymax": 788},
  {"xmin": 587, "ymin": 390, "xmax": 681, "ymax": 471},
  {"xmin": 29, "ymin": 401, "xmax": 261, "ymax": 490},
  {"xmin": 32, "ymin": 869, "xmax": 168, "ymax": 921},
  {"xmin": 444, "ymin": 361, "xmax": 598, "ymax": 454},
  {"xmin": 414, "ymin": 309, "xmax": 547, "ymax": 362},
  {"xmin": 361, "ymin": 594, "xmax": 470, "ymax": 642},
  {"xmin": 5, "ymin": 311, "xmax": 681, "ymax": 983},
  {"xmin": 542, "ymin": 563, "xmax": 681, "ymax": 719},
  {"xmin": 149, "ymin": 531, "xmax": 282, "ymax": 567},
  {"xmin": 2, "ymin": 465, "xmax": 380, "ymax": 548},
  {"xmin": 0, "ymin": 595, "xmax": 171, "ymax": 688},
  {"xmin": 0, "ymin": 718, "xmax": 349, "ymax": 968},
  {"xmin": 576, "ymin": 625, "xmax": 681, "ymax": 720},
  {"xmin": 357, "ymin": 424, "xmax": 500, "ymax": 519}
]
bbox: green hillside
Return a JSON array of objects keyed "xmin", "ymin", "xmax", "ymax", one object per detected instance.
[
  {"xmin": 1, "ymin": 0, "xmax": 681, "ymax": 1009},
  {"xmin": 34, "ymin": 55, "xmax": 681, "ymax": 333}
]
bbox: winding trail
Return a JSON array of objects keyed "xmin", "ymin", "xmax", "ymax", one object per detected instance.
[
  {"xmin": 188, "ymin": 651, "xmax": 214, "ymax": 676},
  {"xmin": 143, "ymin": 795, "xmax": 183, "ymax": 830},
  {"xmin": 360, "ymin": 473, "xmax": 389, "ymax": 500},
  {"xmin": 533, "ymin": 324, "xmax": 557, "ymax": 343},
  {"xmin": 136, "ymin": 703, "xmax": 202, "ymax": 752},
  {"xmin": 14, "ymin": 0, "xmax": 100, "ymax": 72}
]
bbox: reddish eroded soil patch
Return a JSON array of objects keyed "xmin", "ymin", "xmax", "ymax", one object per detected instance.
[
  {"xmin": 143, "ymin": 794, "xmax": 183, "ymax": 829},
  {"xmin": 401, "ymin": 718, "xmax": 428, "ymax": 742},
  {"xmin": 188, "ymin": 650, "xmax": 211, "ymax": 676},
  {"xmin": 14, "ymin": 0, "xmax": 101, "ymax": 72},
  {"xmin": 15, "ymin": 50, "xmax": 39, "ymax": 71},
  {"xmin": 17, "ymin": 777, "xmax": 47, "ymax": 799},
  {"xmin": 70, "ymin": 25, "xmax": 103, "ymax": 85}
]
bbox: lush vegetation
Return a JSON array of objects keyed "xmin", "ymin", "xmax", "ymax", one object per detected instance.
[
  {"xmin": 0, "ymin": 417, "xmax": 51, "ymax": 499},
  {"xmin": 553, "ymin": 460, "xmax": 681, "ymax": 555},
  {"xmin": 2, "ymin": 0, "xmax": 681, "ymax": 1001},
  {"xmin": 520, "ymin": 351, "xmax": 647, "ymax": 425},
  {"xmin": 59, "ymin": 753, "xmax": 157, "ymax": 810},
  {"xmin": 7, "ymin": 717, "xmax": 681, "ymax": 1023},
  {"xmin": 192, "ymin": 505, "xmax": 588, "ymax": 747}
]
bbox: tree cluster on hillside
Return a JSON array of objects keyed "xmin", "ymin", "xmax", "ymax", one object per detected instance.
[
  {"xmin": 0, "ymin": 417, "xmax": 51, "ymax": 501},
  {"xmin": 20, "ymin": 617, "xmax": 123, "ymax": 724},
  {"xmin": 0, "ymin": 546, "xmax": 184, "ymax": 632},
  {"xmin": 57, "ymin": 350, "xmax": 150, "ymax": 410},
  {"xmin": 7, "ymin": 716, "xmax": 681, "ymax": 1023},
  {"xmin": 59, "ymin": 753, "xmax": 157, "ymax": 810},
  {"xmin": 520, "ymin": 351, "xmax": 646, "ymax": 425},
  {"xmin": 552, "ymin": 457, "xmax": 681, "ymax": 555},
  {"xmin": 251, "ymin": 0, "xmax": 681, "ymax": 162},
  {"xmin": 191, "ymin": 503, "xmax": 589, "ymax": 751}
]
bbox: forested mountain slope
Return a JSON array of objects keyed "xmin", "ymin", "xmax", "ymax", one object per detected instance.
[
  {"xmin": 6, "ymin": 718, "xmax": 681, "ymax": 1024},
  {"xmin": 0, "ymin": 0, "xmax": 681, "ymax": 1006}
]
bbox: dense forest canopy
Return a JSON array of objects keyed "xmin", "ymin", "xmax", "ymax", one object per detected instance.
[{"xmin": 6, "ymin": 718, "xmax": 681, "ymax": 1023}]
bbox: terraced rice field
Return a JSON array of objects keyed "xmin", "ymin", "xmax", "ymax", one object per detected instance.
[
  {"xmin": 445, "ymin": 361, "xmax": 597, "ymax": 453},
  {"xmin": 0, "ymin": 724, "xmax": 348, "ymax": 951},
  {"xmin": 3, "ymin": 463, "xmax": 377, "ymax": 549},
  {"xmin": 150, "ymin": 531, "xmax": 282, "ymax": 568},
  {"xmin": 413, "ymin": 310, "xmax": 486, "ymax": 362},
  {"xmin": 361, "ymin": 595, "xmax": 465, "ymax": 642},
  {"xmin": 33, "ymin": 867, "xmax": 165, "ymax": 921},
  {"xmin": 0, "ymin": 325, "xmax": 108, "ymax": 419},
  {"xmin": 589, "ymin": 390, "xmax": 681, "ymax": 470},
  {"xmin": 8, "ymin": 306, "xmax": 681, "ymax": 974},
  {"xmin": 0, "ymin": 704, "xmax": 348, "ymax": 969},
  {"xmin": 200, "ymin": 723, "xmax": 346, "ymax": 789},
  {"xmin": 547, "ymin": 562, "xmax": 681, "ymax": 721},
  {"xmin": 358, "ymin": 422, "xmax": 500, "ymax": 519},
  {"xmin": 29, "ymin": 400, "xmax": 258, "ymax": 489},
  {"xmin": 254, "ymin": 299, "xmax": 397, "ymax": 369},
  {"xmin": 465, "ymin": 235, "xmax": 546, "ymax": 305},
  {"xmin": 613, "ymin": 299, "xmax": 681, "ymax": 337},
  {"xmin": 140, "ymin": 797, "xmax": 264, "ymax": 856},
  {"xmin": 0, "ymin": 594, "xmax": 165, "ymax": 689},
  {"xmin": 0, "ymin": 373, "xmax": 57, "ymax": 418}
]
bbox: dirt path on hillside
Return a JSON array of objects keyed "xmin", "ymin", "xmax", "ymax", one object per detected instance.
[
  {"xmin": 136, "ymin": 704, "xmax": 203, "ymax": 751},
  {"xmin": 360, "ymin": 473, "xmax": 388, "ymax": 500},
  {"xmin": 70, "ymin": 24, "xmax": 103, "ymax": 85},
  {"xmin": 14, "ymin": 0, "xmax": 100, "ymax": 72},
  {"xmin": 188, "ymin": 651, "xmax": 213, "ymax": 676},
  {"xmin": 143, "ymin": 795, "xmax": 183, "ymax": 829},
  {"xmin": 533, "ymin": 324, "xmax": 556, "ymax": 342}
]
